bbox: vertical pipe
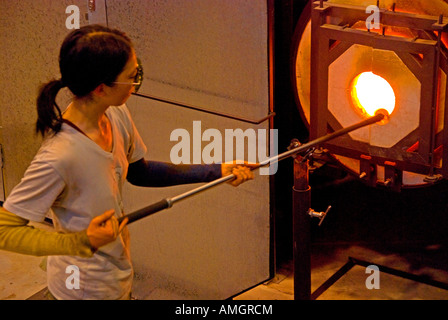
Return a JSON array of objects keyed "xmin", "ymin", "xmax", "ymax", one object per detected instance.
[
  {"xmin": 292, "ymin": 155, "xmax": 311, "ymax": 300},
  {"xmin": 429, "ymin": 15, "xmax": 443, "ymax": 176},
  {"xmin": 267, "ymin": 0, "xmax": 276, "ymax": 281},
  {"xmin": 310, "ymin": 3, "xmax": 330, "ymax": 140}
]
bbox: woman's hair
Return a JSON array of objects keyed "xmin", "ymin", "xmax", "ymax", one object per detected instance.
[{"xmin": 36, "ymin": 24, "xmax": 133, "ymax": 136}]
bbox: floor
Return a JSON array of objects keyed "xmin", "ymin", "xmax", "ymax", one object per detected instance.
[
  {"xmin": 232, "ymin": 174, "xmax": 448, "ymax": 300},
  {"xmin": 2, "ymin": 238, "xmax": 448, "ymax": 300},
  {"xmin": 234, "ymin": 242, "xmax": 448, "ymax": 300}
]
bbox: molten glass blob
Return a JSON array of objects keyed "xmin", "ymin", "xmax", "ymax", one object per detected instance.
[{"xmin": 351, "ymin": 72, "xmax": 395, "ymax": 118}]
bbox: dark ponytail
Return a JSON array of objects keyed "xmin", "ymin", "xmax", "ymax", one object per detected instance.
[{"xmin": 36, "ymin": 79, "xmax": 65, "ymax": 136}]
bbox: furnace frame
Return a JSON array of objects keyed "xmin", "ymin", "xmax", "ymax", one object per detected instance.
[{"xmin": 310, "ymin": 1, "xmax": 448, "ymax": 189}]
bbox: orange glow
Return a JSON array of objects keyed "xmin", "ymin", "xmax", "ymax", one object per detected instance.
[{"xmin": 351, "ymin": 72, "xmax": 395, "ymax": 118}]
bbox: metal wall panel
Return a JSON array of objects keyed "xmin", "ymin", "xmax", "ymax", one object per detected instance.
[
  {"xmin": 106, "ymin": 0, "xmax": 269, "ymax": 122},
  {"xmin": 0, "ymin": 0, "xmax": 89, "ymax": 195},
  {"xmin": 124, "ymin": 96, "xmax": 271, "ymax": 299},
  {"xmin": 105, "ymin": 0, "xmax": 272, "ymax": 299}
]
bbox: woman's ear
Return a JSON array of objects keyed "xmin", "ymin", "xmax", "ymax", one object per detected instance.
[{"xmin": 92, "ymin": 83, "xmax": 108, "ymax": 97}]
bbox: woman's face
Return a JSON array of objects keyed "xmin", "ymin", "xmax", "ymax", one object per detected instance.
[{"xmin": 108, "ymin": 51, "xmax": 140, "ymax": 106}]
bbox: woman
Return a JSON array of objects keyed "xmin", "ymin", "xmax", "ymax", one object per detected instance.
[{"xmin": 0, "ymin": 25, "xmax": 254, "ymax": 300}]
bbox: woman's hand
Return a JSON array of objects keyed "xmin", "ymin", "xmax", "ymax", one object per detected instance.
[
  {"xmin": 221, "ymin": 161, "xmax": 258, "ymax": 186},
  {"xmin": 86, "ymin": 209, "xmax": 128, "ymax": 251}
]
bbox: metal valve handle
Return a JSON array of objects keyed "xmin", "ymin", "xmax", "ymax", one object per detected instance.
[{"xmin": 308, "ymin": 205, "xmax": 331, "ymax": 226}]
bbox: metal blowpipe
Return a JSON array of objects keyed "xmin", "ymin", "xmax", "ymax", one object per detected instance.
[{"xmin": 118, "ymin": 113, "xmax": 384, "ymax": 224}]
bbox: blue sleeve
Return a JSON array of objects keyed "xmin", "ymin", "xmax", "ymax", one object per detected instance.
[{"xmin": 126, "ymin": 158, "xmax": 222, "ymax": 187}]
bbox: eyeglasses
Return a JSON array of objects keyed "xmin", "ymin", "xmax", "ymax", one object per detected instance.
[{"xmin": 112, "ymin": 58, "xmax": 144, "ymax": 93}]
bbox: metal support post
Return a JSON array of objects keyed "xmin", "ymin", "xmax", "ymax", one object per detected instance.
[{"xmin": 292, "ymin": 154, "xmax": 311, "ymax": 300}]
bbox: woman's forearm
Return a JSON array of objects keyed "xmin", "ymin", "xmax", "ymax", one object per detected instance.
[
  {"xmin": 126, "ymin": 158, "xmax": 222, "ymax": 187},
  {"xmin": 0, "ymin": 207, "xmax": 94, "ymax": 257}
]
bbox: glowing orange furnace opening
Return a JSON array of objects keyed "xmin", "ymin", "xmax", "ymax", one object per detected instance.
[{"xmin": 351, "ymin": 72, "xmax": 396, "ymax": 119}]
